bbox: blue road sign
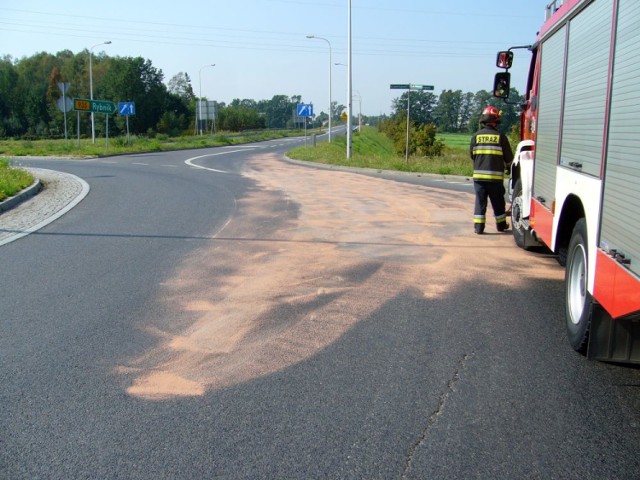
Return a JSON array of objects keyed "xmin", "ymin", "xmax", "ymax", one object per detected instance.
[
  {"xmin": 118, "ymin": 102, "xmax": 136, "ymax": 116},
  {"xmin": 297, "ymin": 103, "xmax": 313, "ymax": 117}
]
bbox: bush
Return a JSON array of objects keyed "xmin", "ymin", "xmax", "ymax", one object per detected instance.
[{"xmin": 379, "ymin": 117, "xmax": 445, "ymax": 157}]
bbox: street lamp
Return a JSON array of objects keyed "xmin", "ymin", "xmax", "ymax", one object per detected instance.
[
  {"xmin": 347, "ymin": 0, "xmax": 353, "ymax": 158},
  {"xmin": 198, "ymin": 64, "xmax": 215, "ymax": 135},
  {"xmin": 353, "ymin": 90, "xmax": 362, "ymax": 132},
  {"xmin": 306, "ymin": 35, "xmax": 332, "ymax": 143},
  {"xmin": 89, "ymin": 40, "xmax": 111, "ymax": 144}
]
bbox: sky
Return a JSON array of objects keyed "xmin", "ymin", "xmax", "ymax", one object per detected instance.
[{"xmin": 0, "ymin": 1, "xmax": 546, "ymax": 116}]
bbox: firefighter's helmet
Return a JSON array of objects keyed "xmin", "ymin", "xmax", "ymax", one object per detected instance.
[{"xmin": 480, "ymin": 106, "xmax": 501, "ymax": 125}]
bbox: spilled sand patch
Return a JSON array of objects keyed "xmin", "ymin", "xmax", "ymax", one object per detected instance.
[{"xmin": 120, "ymin": 153, "xmax": 563, "ymax": 400}]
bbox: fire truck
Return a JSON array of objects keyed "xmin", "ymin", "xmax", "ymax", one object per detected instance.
[{"xmin": 493, "ymin": 0, "xmax": 640, "ymax": 363}]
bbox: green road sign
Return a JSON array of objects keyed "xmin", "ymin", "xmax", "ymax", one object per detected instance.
[
  {"xmin": 73, "ymin": 98, "xmax": 117, "ymax": 114},
  {"xmin": 410, "ymin": 84, "xmax": 434, "ymax": 90},
  {"xmin": 390, "ymin": 84, "xmax": 411, "ymax": 89}
]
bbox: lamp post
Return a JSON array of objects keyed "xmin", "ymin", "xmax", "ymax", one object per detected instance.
[
  {"xmin": 198, "ymin": 64, "xmax": 215, "ymax": 135},
  {"xmin": 306, "ymin": 35, "xmax": 332, "ymax": 143},
  {"xmin": 347, "ymin": 0, "xmax": 353, "ymax": 158},
  {"xmin": 89, "ymin": 40, "xmax": 111, "ymax": 144},
  {"xmin": 353, "ymin": 90, "xmax": 362, "ymax": 132}
]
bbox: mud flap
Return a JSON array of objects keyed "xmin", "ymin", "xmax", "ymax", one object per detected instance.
[
  {"xmin": 521, "ymin": 219, "xmax": 544, "ymax": 249},
  {"xmin": 587, "ymin": 305, "xmax": 640, "ymax": 364}
]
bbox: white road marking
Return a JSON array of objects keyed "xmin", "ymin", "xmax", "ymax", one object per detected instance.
[{"xmin": 184, "ymin": 148, "xmax": 258, "ymax": 173}]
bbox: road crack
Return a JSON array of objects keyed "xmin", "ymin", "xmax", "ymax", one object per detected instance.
[{"xmin": 402, "ymin": 352, "xmax": 473, "ymax": 479}]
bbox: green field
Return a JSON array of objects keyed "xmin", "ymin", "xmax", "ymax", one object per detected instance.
[{"xmin": 437, "ymin": 133, "xmax": 472, "ymax": 151}]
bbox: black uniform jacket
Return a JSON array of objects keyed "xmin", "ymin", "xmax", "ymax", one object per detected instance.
[{"xmin": 469, "ymin": 125, "xmax": 514, "ymax": 181}]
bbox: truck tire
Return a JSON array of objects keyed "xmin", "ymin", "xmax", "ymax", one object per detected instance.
[
  {"xmin": 565, "ymin": 218, "xmax": 591, "ymax": 353},
  {"xmin": 511, "ymin": 178, "xmax": 527, "ymax": 249}
]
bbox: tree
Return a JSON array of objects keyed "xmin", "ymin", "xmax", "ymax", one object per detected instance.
[
  {"xmin": 217, "ymin": 105, "xmax": 265, "ymax": 131},
  {"xmin": 229, "ymin": 98, "xmax": 257, "ymax": 109},
  {"xmin": 167, "ymin": 72, "xmax": 194, "ymax": 101},
  {"xmin": 434, "ymin": 89, "xmax": 464, "ymax": 133},
  {"xmin": 258, "ymin": 95, "xmax": 296, "ymax": 129},
  {"xmin": 14, "ymin": 52, "xmax": 59, "ymax": 136},
  {"xmin": 46, "ymin": 66, "xmax": 68, "ymax": 137},
  {"xmin": 391, "ymin": 90, "xmax": 437, "ymax": 125},
  {"xmin": 330, "ymin": 101, "xmax": 345, "ymax": 122},
  {"xmin": 459, "ymin": 92, "xmax": 475, "ymax": 133},
  {"xmin": 0, "ymin": 57, "xmax": 19, "ymax": 136},
  {"xmin": 101, "ymin": 56, "xmax": 168, "ymax": 134},
  {"xmin": 468, "ymin": 88, "xmax": 522, "ymax": 136}
]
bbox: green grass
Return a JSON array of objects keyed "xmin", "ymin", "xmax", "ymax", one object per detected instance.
[
  {"xmin": 437, "ymin": 133, "xmax": 472, "ymax": 151},
  {"xmin": 0, "ymin": 158, "xmax": 34, "ymax": 202},
  {"xmin": 0, "ymin": 129, "xmax": 311, "ymax": 158},
  {"xmin": 0, "ymin": 128, "xmax": 474, "ymax": 203},
  {"xmin": 288, "ymin": 128, "xmax": 474, "ymax": 177}
]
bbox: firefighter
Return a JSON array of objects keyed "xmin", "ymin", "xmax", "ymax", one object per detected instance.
[{"xmin": 469, "ymin": 106, "xmax": 514, "ymax": 234}]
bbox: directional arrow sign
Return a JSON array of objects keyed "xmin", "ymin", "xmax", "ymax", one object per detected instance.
[
  {"xmin": 118, "ymin": 102, "xmax": 136, "ymax": 116},
  {"xmin": 73, "ymin": 98, "xmax": 116, "ymax": 114},
  {"xmin": 297, "ymin": 103, "xmax": 313, "ymax": 117},
  {"xmin": 90, "ymin": 99, "xmax": 116, "ymax": 114}
]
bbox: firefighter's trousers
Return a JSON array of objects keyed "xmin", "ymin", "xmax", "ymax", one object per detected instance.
[{"xmin": 473, "ymin": 180, "xmax": 508, "ymax": 228}]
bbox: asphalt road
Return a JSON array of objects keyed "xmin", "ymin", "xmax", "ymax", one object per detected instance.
[{"xmin": 1, "ymin": 138, "xmax": 639, "ymax": 479}]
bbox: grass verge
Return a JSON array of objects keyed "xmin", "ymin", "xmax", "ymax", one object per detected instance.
[
  {"xmin": 0, "ymin": 159, "xmax": 34, "ymax": 202},
  {"xmin": 288, "ymin": 128, "xmax": 473, "ymax": 177},
  {"xmin": 0, "ymin": 129, "xmax": 311, "ymax": 158},
  {"xmin": 0, "ymin": 128, "xmax": 474, "ymax": 202}
]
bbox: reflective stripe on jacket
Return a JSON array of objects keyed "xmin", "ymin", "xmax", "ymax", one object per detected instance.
[{"xmin": 469, "ymin": 125, "xmax": 514, "ymax": 182}]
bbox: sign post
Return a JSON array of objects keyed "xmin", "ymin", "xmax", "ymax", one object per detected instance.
[
  {"xmin": 73, "ymin": 98, "xmax": 116, "ymax": 115},
  {"xmin": 389, "ymin": 83, "xmax": 435, "ymax": 162},
  {"xmin": 56, "ymin": 82, "xmax": 72, "ymax": 141},
  {"xmin": 297, "ymin": 104, "xmax": 314, "ymax": 145},
  {"xmin": 118, "ymin": 102, "xmax": 136, "ymax": 144},
  {"xmin": 73, "ymin": 98, "xmax": 117, "ymax": 145}
]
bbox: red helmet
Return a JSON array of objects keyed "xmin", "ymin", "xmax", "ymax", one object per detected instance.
[{"xmin": 480, "ymin": 106, "xmax": 501, "ymax": 125}]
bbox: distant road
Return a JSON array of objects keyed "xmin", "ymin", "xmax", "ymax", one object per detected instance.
[{"xmin": 1, "ymin": 139, "xmax": 638, "ymax": 479}]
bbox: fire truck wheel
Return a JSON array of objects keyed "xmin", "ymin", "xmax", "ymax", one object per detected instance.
[
  {"xmin": 511, "ymin": 179, "xmax": 527, "ymax": 249},
  {"xmin": 565, "ymin": 218, "xmax": 591, "ymax": 353}
]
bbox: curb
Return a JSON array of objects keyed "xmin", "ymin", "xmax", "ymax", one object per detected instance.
[
  {"xmin": 0, "ymin": 168, "xmax": 90, "ymax": 247},
  {"xmin": 282, "ymin": 154, "xmax": 474, "ymax": 183},
  {"xmin": 0, "ymin": 178, "xmax": 44, "ymax": 213}
]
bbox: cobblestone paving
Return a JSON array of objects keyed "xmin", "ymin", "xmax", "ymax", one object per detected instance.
[{"xmin": 0, "ymin": 168, "xmax": 87, "ymax": 246}]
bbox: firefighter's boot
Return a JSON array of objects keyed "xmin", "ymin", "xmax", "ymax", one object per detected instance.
[
  {"xmin": 496, "ymin": 212, "xmax": 509, "ymax": 232},
  {"xmin": 497, "ymin": 221, "xmax": 510, "ymax": 232}
]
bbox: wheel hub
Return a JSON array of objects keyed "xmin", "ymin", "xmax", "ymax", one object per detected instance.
[{"xmin": 568, "ymin": 244, "xmax": 587, "ymax": 325}]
